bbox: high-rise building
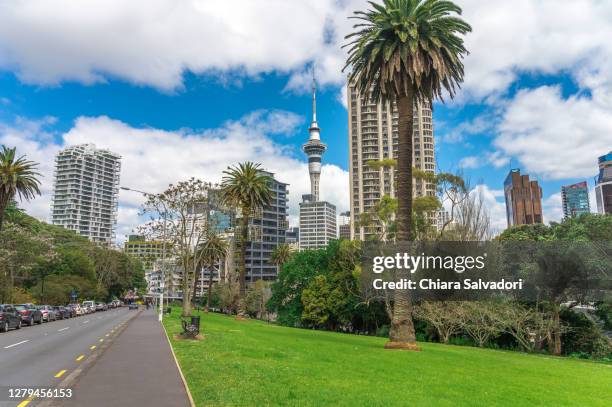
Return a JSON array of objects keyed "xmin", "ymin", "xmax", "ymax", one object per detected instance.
[
  {"xmin": 299, "ymin": 195, "xmax": 337, "ymax": 249},
  {"xmin": 242, "ymin": 171, "xmax": 289, "ymax": 281},
  {"xmin": 595, "ymin": 151, "xmax": 612, "ymax": 215},
  {"xmin": 51, "ymin": 144, "xmax": 121, "ymax": 244},
  {"xmin": 561, "ymin": 181, "xmax": 590, "ymax": 218},
  {"xmin": 339, "ymin": 211, "xmax": 351, "ymax": 240},
  {"xmin": 298, "ymin": 74, "xmax": 337, "ymax": 250},
  {"xmin": 504, "ymin": 169, "xmax": 543, "ymax": 227},
  {"xmin": 347, "ymin": 84, "xmax": 436, "ymax": 240},
  {"xmin": 124, "ymin": 235, "xmax": 165, "ymax": 295}
]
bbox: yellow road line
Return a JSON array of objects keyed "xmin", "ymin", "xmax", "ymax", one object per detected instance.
[
  {"xmin": 99, "ymin": 338, "xmax": 104, "ymax": 342},
  {"xmin": 76, "ymin": 355, "xmax": 85, "ymax": 361},
  {"xmin": 105, "ymin": 333, "xmax": 109, "ymax": 337},
  {"xmin": 16, "ymin": 397, "xmax": 34, "ymax": 407},
  {"xmin": 54, "ymin": 369, "xmax": 67, "ymax": 378},
  {"xmin": 90, "ymin": 345, "xmax": 96, "ymax": 350}
]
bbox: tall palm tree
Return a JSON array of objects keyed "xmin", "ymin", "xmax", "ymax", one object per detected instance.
[
  {"xmin": 0, "ymin": 146, "xmax": 41, "ymax": 231},
  {"xmin": 220, "ymin": 162, "xmax": 273, "ymax": 318},
  {"xmin": 344, "ymin": 0, "xmax": 470, "ymax": 350},
  {"xmin": 196, "ymin": 230, "xmax": 228, "ymax": 312},
  {"xmin": 270, "ymin": 243, "xmax": 293, "ymax": 273}
]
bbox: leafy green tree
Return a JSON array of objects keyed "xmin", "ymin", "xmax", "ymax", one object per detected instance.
[
  {"xmin": 0, "ymin": 146, "xmax": 41, "ymax": 231},
  {"xmin": 301, "ymin": 275, "xmax": 333, "ymax": 328},
  {"xmin": 268, "ymin": 248, "xmax": 329, "ymax": 327},
  {"xmin": 220, "ymin": 162, "xmax": 273, "ymax": 319}
]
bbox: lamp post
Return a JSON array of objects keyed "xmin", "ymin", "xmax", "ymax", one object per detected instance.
[{"xmin": 120, "ymin": 186, "xmax": 168, "ymax": 322}]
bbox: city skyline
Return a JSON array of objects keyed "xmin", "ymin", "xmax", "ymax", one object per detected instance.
[{"xmin": 1, "ymin": 1, "xmax": 611, "ymax": 242}]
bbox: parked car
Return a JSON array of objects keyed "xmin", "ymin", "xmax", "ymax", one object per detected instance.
[
  {"xmin": 128, "ymin": 302, "xmax": 139, "ymax": 310},
  {"xmin": 53, "ymin": 306, "xmax": 70, "ymax": 320},
  {"xmin": 37, "ymin": 305, "xmax": 57, "ymax": 322},
  {"xmin": 82, "ymin": 300, "xmax": 95, "ymax": 314},
  {"xmin": 64, "ymin": 305, "xmax": 77, "ymax": 318},
  {"xmin": 95, "ymin": 303, "xmax": 108, "ymax": 311},
  {"xmin": 68, "ymin": 304, "xmax": 84, "ymax": 316},
  {"xmin": 16, "ymin": 304, "xmax": 43, "ymax": 326},
  {"xmin": 0, "ymin": 304, "xmax": 22, "ymax": 332}
]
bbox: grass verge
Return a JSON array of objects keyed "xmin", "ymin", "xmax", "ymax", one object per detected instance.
[{"xmin": 163, "ymin": 309, "xmax": 612, "ymax": 406}]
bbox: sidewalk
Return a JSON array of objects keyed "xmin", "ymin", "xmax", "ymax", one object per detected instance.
[{"xmin": 60, "ymin": 309, "xmax": 191, "ymax": 407}]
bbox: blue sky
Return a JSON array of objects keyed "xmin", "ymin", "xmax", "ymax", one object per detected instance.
[{"xmin": 1, "ymin": 0, "xmax": 610, "ymax": 240}]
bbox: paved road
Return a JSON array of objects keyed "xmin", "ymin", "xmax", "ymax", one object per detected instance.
[{"xmin": 0, "ymin": 308, "xmax": 135, "ymax": 407}]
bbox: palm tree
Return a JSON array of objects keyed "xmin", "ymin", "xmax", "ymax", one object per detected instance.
[
  {"xmin": 0, "ymin": 146, "xmax": 41, "ymax": 231},
  {"xmin": 344, "ymin": 0, "xmax": 470, "ymax": 350},
  {"xmin": 270, "ymin": 243, "xmax": 293, "ymax": 273},
  {"xmin": 196, "ymin": 230, "xmax": 228, "ymax": 312},
  {"xmin": 220, "ymin": 162, "xmax": 273, "ymax": 319}
]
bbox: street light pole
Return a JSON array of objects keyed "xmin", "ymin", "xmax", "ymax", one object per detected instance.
[{"xmin": 120, "ymin": 186, "xmax": 167, "ymax": 323}]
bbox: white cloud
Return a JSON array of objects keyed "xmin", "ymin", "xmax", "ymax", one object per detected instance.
[
  {"xmin": 473, "ymin": 184, "xmax": 507, "ymax": 234},
  {"xmin": 494, "ymin": 86, "xmax": 612, "ymax": 180},
  {"xmin": 1, "ymin": 112, "xmax": 349, "ymax": 242},
  {"xmin": 458, "ymin": 156, "xmax": 479, "ymax": 169},
  {"xmin": 2, "ymin": 0, "xmax": 611, "ymax": 102},
  {"xmin": 542, "ymin": 192, "xmax": 564, "ymax": 224}
]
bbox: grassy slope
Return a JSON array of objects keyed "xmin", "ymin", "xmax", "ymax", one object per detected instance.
[{"xmin": 164, "ymin": 311, "xmax": 612, "ymax": 406}]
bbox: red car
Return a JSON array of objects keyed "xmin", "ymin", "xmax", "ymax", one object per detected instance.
[{"xmin": 16, "ymin": 304, "xmax": 43, "ymax": 326}]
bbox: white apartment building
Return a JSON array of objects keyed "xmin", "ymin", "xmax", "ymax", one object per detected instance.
[
  {"xmin": 51, "ymin": 144, "xmax": 121, "ymax": 244},
  {"xmin": 347, "ymin": 84, "xmax": 436, "ymax": 240},
  {"xmin": 299, "ymin": 195, "xmax": 337, "ymax": 250}
]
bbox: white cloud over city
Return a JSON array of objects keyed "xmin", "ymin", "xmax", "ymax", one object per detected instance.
[{"xmin": 0, "ymin": 112, "xmax": 350, "ymax": 241}]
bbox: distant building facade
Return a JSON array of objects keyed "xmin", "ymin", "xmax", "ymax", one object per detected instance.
[
  {"xmin": 51, "ymin": 144, "xmax": 121, "ymax": 244},
  {"xmin": 339, "ymin": 211, "xmax": 351, "ymax": 240},
  {"xmin": 299, "ymin": 195, "xmax": 337, "ymax": 250},
  {"xmin": 347, "ymin": 83, "xmax": 436, "ymax": 240},
  {"xmin": 595, "ymin": 151, "xmax": 612, "ymax": 215},
  {"xmin": 285, "ymin": 227, "xmax": 300, "ymax": 251},
  {"xmin": 561, "ymin": 181, "xmax": 590, "ymax": 219},
  {"xmin": 123, "ymin": 235, "xmax": 165, "ymax": 295},
  {"xmin": 242, "ymin": 171, "xmax": 289, "ymax": 281},
  {"xmin": 504, "ymin": 169, "xmax": 543, "ymax": 227}
]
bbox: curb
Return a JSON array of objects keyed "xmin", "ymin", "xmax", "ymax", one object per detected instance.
[
  {"xmin": 162, "ymin": 318, "xmax": 197, "ymax": 407},
  {"xmin": 37, "ymin": 308, "xmax": 143, "ymax": 407}
]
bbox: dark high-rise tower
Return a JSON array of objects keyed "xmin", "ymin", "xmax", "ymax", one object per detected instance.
[{"xmin": 504, "ymin": 169, "xmax": 543, "ymax": 227}]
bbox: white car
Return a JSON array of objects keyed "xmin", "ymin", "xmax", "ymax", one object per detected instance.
[{"xmin": 82, "ymin": 301, "xmax": 95, "ymax": 314}]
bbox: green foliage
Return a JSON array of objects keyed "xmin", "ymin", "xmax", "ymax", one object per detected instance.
[{"xmin": 0, "ymin": 208, "xmax": 145, "ymax": 304}]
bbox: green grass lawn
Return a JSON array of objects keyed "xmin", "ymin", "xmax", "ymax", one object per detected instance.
[{"xmin": 164, "ymin": 310, "xmax": 612, "ymax": 406}]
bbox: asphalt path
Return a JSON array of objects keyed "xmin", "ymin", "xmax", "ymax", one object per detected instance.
[{"xmin": 0, "ymin": 308, "xmax": 134, "ymax": 407}]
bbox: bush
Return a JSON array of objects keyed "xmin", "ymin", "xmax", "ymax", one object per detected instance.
[{"xmin": 376, "ymin": 325, "xmax": 389, "ymax": 338}]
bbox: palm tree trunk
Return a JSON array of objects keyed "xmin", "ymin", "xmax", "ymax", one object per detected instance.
[
  {"xmin": 0, "ymin": 200, "xmax": 6, "ymax": 231},
  {"xmin": 236, "ymin": 208, "xmax": 249, "ymax": 319},
  {"xmin": 206, "ymin": 260, "xmax": 214, "ymax": 312},
  {"xmin": 385, "ymin": 91, "xmax": 419, "ymax": 351}
]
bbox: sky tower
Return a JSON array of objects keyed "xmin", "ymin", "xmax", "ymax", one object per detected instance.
[{"xmin": 302, "ymin": 72, "xmax": 327, "ymax": 201}]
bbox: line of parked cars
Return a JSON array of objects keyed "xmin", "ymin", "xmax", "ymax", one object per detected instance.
[{"xmin": 0, "ymin": 300, "xmax": 124, "ymax": 332}]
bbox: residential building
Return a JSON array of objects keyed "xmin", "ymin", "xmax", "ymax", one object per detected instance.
[
  {"xmin": 285, "ymin": 227, "xmax": 300, "ymax": 251},
  {"xmin": 339, "ymin": 211, "xmax": 351, "ymax": 240},
  {"xmin": 595, "ymin": 151, "xmax": 612, "ymax": 215},
  {"xmin": 561, "ymin": 181, "xmax": 590, "ymax": 218},
  {"xmin": 347, "ymin": 83, "xmax": 436, "ymax": 240},
  {"xmin": 299, "ymin": 195, "xmax": 337, "ymax": 249},
  {"xmin": 298, "ymin": 73, "xmax": 337, "ymax": 249},
  {"xmin": 123, "ymin": 235, "xmax": 165, "ymax": 295},
  {"xmin": 241, "ymin": 171, "xmax": 289, "ymax": 281},
  {"xmin": 51, "ymin": 144, "xmax": 121, "ymax": 244},
  {"xmin": 504, "ymin": 169, "xmax": 543, "ymax": 227}
]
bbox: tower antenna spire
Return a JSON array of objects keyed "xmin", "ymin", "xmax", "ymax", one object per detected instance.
[{"xmin": 312, "ymin": 64, "xmax": 317, "ymax": 123}]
